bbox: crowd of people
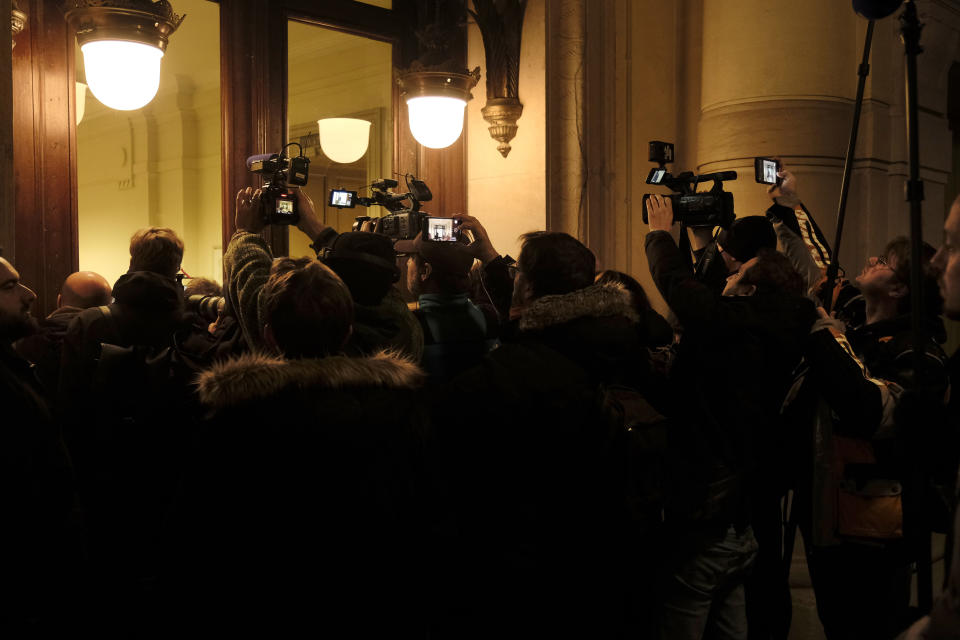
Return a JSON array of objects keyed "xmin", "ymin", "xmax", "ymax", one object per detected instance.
[{"xmin": 0, "ymin": 164, "xmax": 958, "ymax": 639}]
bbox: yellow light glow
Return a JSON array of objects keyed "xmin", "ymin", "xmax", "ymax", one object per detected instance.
[
  {"xmin": 407, "ymin": 96, "xmax": 466, "ymax": 149},
  {"xmin": 81, "ymin": 40, "xmax": 164, "ymax": 111},
  {"xmin": 76, "ymin": 82, "xmax": 87, "ymax": 125},
  {"xmin": 317, "ymin": 118, "xmax": 371, "ymax": 164}
]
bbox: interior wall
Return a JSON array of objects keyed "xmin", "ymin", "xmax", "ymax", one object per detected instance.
[
  {"xmin": 466, "ymin": 0, "xmax": 547, "ymax": 260},
  {"xmin": 76, "ymin": 0, "xmax": 221, "ymax": 288}
]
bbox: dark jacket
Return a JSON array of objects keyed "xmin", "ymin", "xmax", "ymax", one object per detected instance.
[
  {"xmin": 415, "ymin": 292, "xmax": 498, "ymax": 381},
  {"xmin": 56, "ymin": 270, "xmax": 192, "ymax": 607},
  {"xmin": 59, "ymin": 270, "xmax": 186, "ymax": 402},
  {"xmin": 646, "ymin": 229, "xmax": 817, "ymax": 518},
  {"xmin": 14, "ymin": 306, "xmax": 84, "ymax": 400},
  {"xmin": 925, "ymin": 349, "xmax": 960, "ymax": 639},
  {"xmin": 434, "ymin": 282, "xmax": 645, "ymax": 636},
  {"xmin": 801, "ymin": 313, "xmax": 951, "ymax": 544},
  {"xmin": 168, "ymin": 350, "xmax": 429, "ymax": 636},
  {"xmin": 0, "ymin": 343, "xmax": 83, "ymax": 631}
]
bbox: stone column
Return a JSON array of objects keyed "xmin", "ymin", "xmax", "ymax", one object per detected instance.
[
  {"xmin": 696, "ymin": 0, "xmax": 958, "ymax": 273},
  {"xmin": 545, "ymin": 0, "xmax": 585, "ymax": 240}
]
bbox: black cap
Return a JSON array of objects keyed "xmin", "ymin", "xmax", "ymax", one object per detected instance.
[
  {"xmin": 320, "ymin": 232, "xmax": 399, "ymax": 305},
  {"xmin": 716, "ymin": 216, "xmax": 776, "ymax": 263}
]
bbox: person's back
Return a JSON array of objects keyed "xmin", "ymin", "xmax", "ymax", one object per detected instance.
[
  {"xmin": 169, "ymin": 256, "xmax": 429, "ymax": 636},
  {"xmin": 0, "ymin": 256, "xmax": 82, "ymax": 633},
  {"xmin": 396, "ymin": 230, "xmax": 498, "ymax": 381},
  {"xmin": 56, "ymin": 227, "xmax": 192, "ymax": 633},
  {"xmin": 15, "ymin": 271, "xmax": 111, "ymax": 399},
  {"xmin": 433, "ymin": 232, "xmax": 644, "ymax": 637}
]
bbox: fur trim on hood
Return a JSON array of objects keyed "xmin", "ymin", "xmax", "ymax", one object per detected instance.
[
  {"xmin": 196, "ymin": 350, "xmax": 424, "ymax": 409},
  {"xmin": 519, "ymin": 282, "xmax": 640, "ymax": 332}
]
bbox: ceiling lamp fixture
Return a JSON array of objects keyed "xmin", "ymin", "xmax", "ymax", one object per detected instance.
[
  {"xmin": 317, "ymin": 118, "xmax": 371, "ymax": 164},
  {"xmin": 398, "ymin": 68, "xmax": 480, "ymax": 149},
  {"xmin": 64, "ymin": 0, "xmax": 185, "ymax": 111}
]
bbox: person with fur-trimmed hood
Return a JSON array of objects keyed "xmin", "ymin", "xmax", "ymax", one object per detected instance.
[
  {"xmin": 433, "ymin": 231, "xmax": 652, "ymax": 637},
  {"xmin": 164, "ymin": 195, "xmax": 429, "ymax": 637}
]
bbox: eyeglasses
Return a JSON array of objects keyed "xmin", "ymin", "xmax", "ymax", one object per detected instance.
[{"xmin": 870, "ymin": 255, "xmax": 901, "ymax": 281}]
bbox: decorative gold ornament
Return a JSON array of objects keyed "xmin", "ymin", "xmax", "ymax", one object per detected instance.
[
  {"xmin": 481, "ymin": 97, "xmax": 523, "ymax": 158},
  {"xmin": 11, "ymin": 0, "xmax": 27, "ymax": 49},
  {"xmin": 470, "ymin": 0, "xmax": 528, "ymax": 158}
]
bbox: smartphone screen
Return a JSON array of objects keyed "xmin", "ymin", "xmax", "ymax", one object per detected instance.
[
  {"xmin": 424, "ymin": 217, "xmax": 459, "ymax": 242},
  {"xmin": 754, "ymin": 157, "xmax": 780, "ymax": 185}
]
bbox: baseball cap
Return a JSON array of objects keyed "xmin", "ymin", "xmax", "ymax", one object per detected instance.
[{"xmin": 394, "ymin": 232, "xmax": 475, "ymax": 275}]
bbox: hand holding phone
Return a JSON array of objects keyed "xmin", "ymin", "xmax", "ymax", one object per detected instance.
[{"xmin": 754, "ymin": 157, "xmax": 781, "ymax": 186}]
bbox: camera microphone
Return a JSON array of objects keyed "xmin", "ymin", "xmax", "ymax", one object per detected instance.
[
  {"xmin": 245, "ymin": 153, "xmax": 276, "ymax": 169},
  {"xmin": 694, "ymin": 170, "xmax": 738, "ymax": 184}
]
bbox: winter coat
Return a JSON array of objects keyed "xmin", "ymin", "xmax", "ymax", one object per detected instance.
[
  {"xmin": 433, "ymin": 282, "xmax": 646, "ymax": 637},
  {"xmin": 167, "ymin": 350, "xmax": 429, "ymax": 636}
]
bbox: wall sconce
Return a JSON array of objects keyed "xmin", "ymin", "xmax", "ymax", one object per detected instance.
[
  {"xmin": 64, "ymin": 0, "xmax": 185, "ymax": 111},
  {"xmin": 398, "ymin": 68, "xmax": 480, "ymax": 149},
  {"xmin": 317, "ymin": 118, "xmax": 371, "ymax": 164},
  {"xmin": 11, "ymin": 1, "xmax": 27, "ymax": 49},
  {"xmin": 470, "ymin": 0, "xmax": 527, "ymax": 158}
]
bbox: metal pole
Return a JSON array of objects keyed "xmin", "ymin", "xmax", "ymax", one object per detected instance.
[
  {"xmin": 824, "ymin": 20, "xmax": 875, "ymax": 313},
  {"xmin": 900, "ymin": 0, "xmax": 933, "ymax": 613}
]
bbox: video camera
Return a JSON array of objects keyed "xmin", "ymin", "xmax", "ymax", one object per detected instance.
[
  {"xmin": 642, "ymin": 141, "xmax": 736, "ymax": 228},
  {"xmin": 247, "ymin": 143, "xmax": 310, "ymax": 226},
  {"xmin": 329, "ymin": 174, "xmax": 434, "ymax": 240}
]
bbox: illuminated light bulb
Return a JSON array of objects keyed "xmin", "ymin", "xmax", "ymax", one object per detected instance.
[
  {"xmin": 317, "ymin": 118, "xmax": 371, "ymax": 164},
  {"xmin": 81, "ymin": 40, "xmax": 163, "ymax": 111},
  {"xmin": 406, "ymin": 96, "xmax": 467, "ymax": 149}
]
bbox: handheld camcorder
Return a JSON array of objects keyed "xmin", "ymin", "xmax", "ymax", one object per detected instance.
[
  {"xmin": 642, "ymin": 141, "xmax": 736, "ymax": 229},
  {"xmin": 247, "ymin": 143, "xmax": 310, "ymax": 225},
  {"xmin": 328, "ymin": 175, "xmax": 435, "ymax": 240}
]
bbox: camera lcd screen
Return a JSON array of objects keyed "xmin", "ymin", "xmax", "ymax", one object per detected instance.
[
  {"xmin": 425, "ymin": 217, "xmax": 458, "ymax": 242},
  {"xmin": 329, "ymin": 189, "xmax": 357, "ymax": 208},
  {"xmin": 647, "ymin": 168, "xmax": 667, "ymax": 185},
  {"xmin": 276, "ymin": 198, "xmax": 295, "ymax": 215},
  {"xmin": 755, "ymin": 157, "xmax": 780, "ymax": 185}
]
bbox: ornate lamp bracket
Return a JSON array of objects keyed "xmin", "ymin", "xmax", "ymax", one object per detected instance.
[
  {"xmin": 11, "ymin": 0, "xmax": 27, "ymax": 49},
  {"xmin": 470, "ymin": 0, "xmax": 527, "ymax": 158}
]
